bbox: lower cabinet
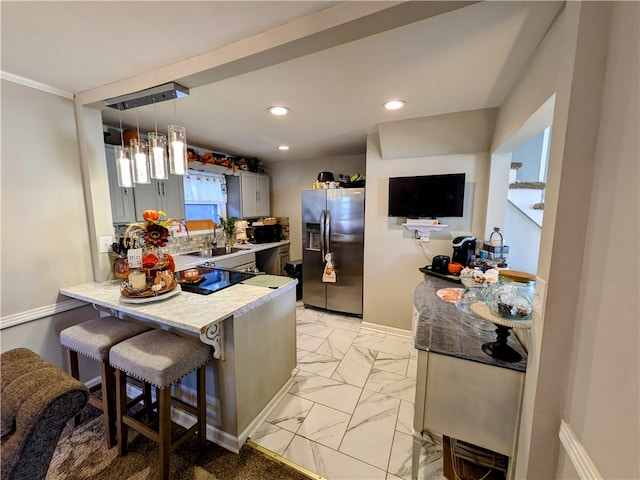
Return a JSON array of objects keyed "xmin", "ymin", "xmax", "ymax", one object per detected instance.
[
  {"xmin": 255, "ymin": 244, "xmax": 290, "ymax": 275},
  {"xmin": 412, "ymin": 350, "xmax": 524, "ymax": 480},
  {"xmin": 213, "ymin": 252, "xmax": 256, "ymax": 271}
]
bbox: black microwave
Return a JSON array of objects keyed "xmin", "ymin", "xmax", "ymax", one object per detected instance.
[{"xmin": 251, "ymin": 224, "xmax": 282, "ymax": 244}]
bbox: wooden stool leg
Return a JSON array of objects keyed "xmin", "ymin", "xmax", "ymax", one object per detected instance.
[
  {"xmin": 158, "ymin": 386, "xmax": 172, "ymax": 480},
  {"xmin": 102, "ymin": 362, "xmax": 117, "ymax": 448},
  {"xmin": 115, "ymin": 369, "xmax": 129, "ymax": 456},
  {"xmin": 65, "ymin": 349, "xmax": 82, "ymax": 427},
  {"xmin": 197, "ymin": 366, "xmax": 207, "ymax": 451}
]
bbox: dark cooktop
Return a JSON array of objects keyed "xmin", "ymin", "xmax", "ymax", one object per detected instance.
[{"xmin": 177, "ymin": 266, "xmax": 256, "ymax": 295}]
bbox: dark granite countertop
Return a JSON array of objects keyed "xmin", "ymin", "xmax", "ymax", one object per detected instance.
[{"xmin": 413, "ymin": 276, "xmax": 527, "ymax": 372}]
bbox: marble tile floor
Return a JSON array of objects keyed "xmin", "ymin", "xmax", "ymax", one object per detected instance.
[{"xmin": 250, "ymin": 302, "xmax": 448, "ymax": 480}]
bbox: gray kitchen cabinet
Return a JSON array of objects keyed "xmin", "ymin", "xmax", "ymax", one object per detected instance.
[
  {"xmin": 227, "ymin": 172, "xmax": 270, "ymax": 218},
  {"xmin": 105, "ymin": 144, "xmax": 136, "ymax": 224},
  {"xmin": 255, "ymin": 243, "xmax": 290, "ymax": 275},
  {"xmin": 133, "ymin": 175, "xmax": 186, "ymax": 221},
  {"xmin": 213, "ymin": 251, "xmax": 256, "ymax": 271}
]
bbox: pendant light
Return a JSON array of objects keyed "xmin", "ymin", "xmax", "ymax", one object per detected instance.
[
  {"xmin": 105, "ymin": 83, "xmax": 190, "ymax": 179},
  {"xmin": 168, "ymin": 98, "xmax": 188, "ymax": 175},
  {"xmin": 115, "ymin": 108, "xmax": 135, "ymax": 188},
  {"xmin": 148, "ymin": 99, "xmax": 168, "ymax": 179},
  {"xmin": 131, "ymin": 106, "xmax": 150, "ymax": 184}
]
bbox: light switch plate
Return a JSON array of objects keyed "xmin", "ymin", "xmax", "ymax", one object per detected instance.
[
  {"xmin": 99, "ymin": 236, "xmax": 113, "ymax": 253},
  {"xmin": 533, "ymin": 276, "xmax": 546, "ymax": 316}
]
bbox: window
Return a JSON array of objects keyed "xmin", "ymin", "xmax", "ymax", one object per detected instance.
[{"xmin": 183, "ymin": 172, "xmax": 227, "ymax": 223}]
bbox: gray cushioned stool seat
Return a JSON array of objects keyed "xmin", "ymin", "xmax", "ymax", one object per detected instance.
[
  {"xmin": 109, "ymin": 329, "xmax": 212, "ymax": 388},
  {"xmin": 59, "ymin": 316, "xmax": 151, "ymax": 448},
  {"xmin": 60, "ymin": 316, "xmax": 151, "ymax": 362},
  {"xmin": 110, "ymin": 329, "xmax": 211, "ymax": 480}
]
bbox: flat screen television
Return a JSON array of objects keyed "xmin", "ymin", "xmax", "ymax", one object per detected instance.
[{"xmin": 388, "ymin": 173, "xmax": 465, "ymax": 218}]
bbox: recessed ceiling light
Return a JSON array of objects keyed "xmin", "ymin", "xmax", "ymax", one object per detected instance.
[
  {"xmin": 278, "ymin": 145, "xmax": 290, "ymax": 151},
  {"xmin": 268, "ymin": 106, "xmax": 290, "ymax": 116},
  {"xmin": 383, "ymin": 100, "xmax": 406, "ymax": 110}
]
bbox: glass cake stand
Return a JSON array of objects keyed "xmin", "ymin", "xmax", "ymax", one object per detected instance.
[{"xmin": 470, "ymin": 302, "xmax": 531, "ymax": 362}]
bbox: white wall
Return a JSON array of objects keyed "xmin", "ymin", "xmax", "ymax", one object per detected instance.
[
  {"xmin": 267, "ymin": 155, "xmax": 366, "ymax": 261},
  {"xmin": 558, "ymin": 2, "xmax": 639, "ymax": 479},
  {"xmin": 493, "ymin": 3, "xmax": 639, "ymax": 478},
  {"xmin": 363, "ymin": 133, "xmax": 489, "ymax": 331},
  {"xmin": 504, "ymin": 203, "xmax": 541, "ymax": 275},
  {"xmin": 0, "ymin": 79, "xmax": 99, "ymax": 373}
]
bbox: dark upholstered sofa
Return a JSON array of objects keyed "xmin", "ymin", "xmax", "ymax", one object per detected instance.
[{"xmin": 1, "ymin": 347, "xmax": 89, "ymax": 480}]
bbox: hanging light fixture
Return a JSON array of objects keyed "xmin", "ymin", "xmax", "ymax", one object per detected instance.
[
  {"xmin": 115, "ymin": 108, "xmax": 135, "ymax": 188},
  {"xmin": 131, "ymin": 106, "xmax": 150, "ymax": 184},
  {"xmin": 148, "ymin": 99, "xmax": 168, "ymax": 180},
  {"xmin": 105, "ymin": 82, "xmax": 190, "ymax": 179},
  {"xmin": 168, "ymin": 98, "xmax": 187, "ymax": 175}
]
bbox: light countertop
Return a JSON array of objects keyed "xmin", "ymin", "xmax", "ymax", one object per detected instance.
[
  {"xmin": 173, "ymin": 240, "xmax": 290, "ymax": 271},
  {"xmin": 60, "ymin": 274, "xmax": 296, "ymax": 335}
]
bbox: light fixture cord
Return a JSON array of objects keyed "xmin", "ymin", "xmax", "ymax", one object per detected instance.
[
  {"xmin": 153, "ymin": 98, "xmax": 158, "ymax": 135},
  {"xmin": 118, "ymin": 107, "xmax": 124, "ymax": 147},
  {"xmin": 134, "ymin": 102, "xmax": 141, "ymax": 140},
  {"xmin": 173, "ymin": 98, "xmax": 177, "ymax": 125}
]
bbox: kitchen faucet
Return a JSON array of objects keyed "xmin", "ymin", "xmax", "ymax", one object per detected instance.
[{"xmin": 211, "ymin": 226, "xmax": 218, "ymax": 248}]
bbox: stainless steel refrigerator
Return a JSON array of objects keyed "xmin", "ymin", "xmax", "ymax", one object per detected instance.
[{"xmin": 301, "ymin": 188, "xmax": 365, "ymax": 316}]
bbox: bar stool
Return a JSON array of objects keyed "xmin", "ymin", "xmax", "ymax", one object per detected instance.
[
  {"xmin": 109, "ymin": 329, "xmax": 211, "ymax": 480},
  {"xmin": 60, "ymin": 316, "xmax": 151, "ymax": 447}
]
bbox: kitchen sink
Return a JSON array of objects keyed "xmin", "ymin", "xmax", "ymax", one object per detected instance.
[{"xmin": 193, "ymin": 247, "xmax": 243, "ymax": 257}]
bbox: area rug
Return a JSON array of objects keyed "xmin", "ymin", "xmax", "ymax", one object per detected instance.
[{"xmin": 46, "ymin": 405, "xmax": 312, "ymax": 480}]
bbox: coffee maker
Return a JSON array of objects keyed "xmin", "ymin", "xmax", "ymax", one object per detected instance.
[{"xmin": 452, "ymin": 236, "xmax": 476, "ymax": 266}]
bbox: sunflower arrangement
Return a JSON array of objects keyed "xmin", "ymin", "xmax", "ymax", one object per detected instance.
[
  {"xmin": 119, "ymin": 210, "xmax": 187, "ymax": 295},
  {"xmin": 123, "ymin": 210, "xmax": 186, "ymax": 250}
]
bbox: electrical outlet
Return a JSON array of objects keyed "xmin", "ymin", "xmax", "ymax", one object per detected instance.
[{"xmin": 99, "ymin": 236, "xmax": 113, "ymax": 253}]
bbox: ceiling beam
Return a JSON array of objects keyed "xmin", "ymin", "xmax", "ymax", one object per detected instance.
[{"xmin": 76, "ymin": 1, "xmax": 478, "ymax": 109}]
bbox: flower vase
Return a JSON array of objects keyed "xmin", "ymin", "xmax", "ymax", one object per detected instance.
[{"xmin": 224, "ymin": 234, "xmax": 235, "ymax": 253}]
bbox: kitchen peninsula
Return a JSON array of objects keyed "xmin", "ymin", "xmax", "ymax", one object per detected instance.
[{"xmin": 59, "ymin": 265, "xmax": 297, "ymax": 453}]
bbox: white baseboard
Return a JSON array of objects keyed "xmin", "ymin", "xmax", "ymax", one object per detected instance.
[
  {"xmin": 559, "ymin": 419, "xmax": 603, "ymax": 480},
  {"xmin": 165, "ymin": 375, "xmax": 295, "ymax": 453},
  {"xmin": 242, "ymin": 375, "xmax": 296, "ymax": 442},
  {"xmin": 361, "ymin": 321, "xmax": 412, "ymax": 338}
]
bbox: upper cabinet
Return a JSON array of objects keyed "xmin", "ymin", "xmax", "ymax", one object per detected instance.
[
  {"xmin": 105, "ymin": 144, "xmax": 186, "ymax": 224},
  {"xmin": 133, "ymin": 175, "xmax": 186, "ymax": 222},
  {"xmin": 227, "ymin": 172, "xmax": 270, "ymax": 218},
  {"xmin": 105, "ymin": 145, "xmax": 136, "ymax": 224}
]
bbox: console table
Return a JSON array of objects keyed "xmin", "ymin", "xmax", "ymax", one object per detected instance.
[{"xmin": 412, "ymin": 277, "xmax": 527, "ymax": 480}]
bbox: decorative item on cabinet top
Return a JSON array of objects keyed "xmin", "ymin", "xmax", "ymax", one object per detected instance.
[{"xmin": 189, "ymin": 150, "xmax": 267, "ymax": 174}]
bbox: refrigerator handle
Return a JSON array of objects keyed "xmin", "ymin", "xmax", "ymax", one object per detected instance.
[
  {"xmin": 320, "ymin": 210, "xmax": 326, "ymax": 259},
  {"xmin": 324, "ymin": 209, "xmax": 331, "ymax": 254}
]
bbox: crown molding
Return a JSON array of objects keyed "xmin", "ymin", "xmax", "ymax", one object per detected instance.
[{"xmin": 1, "ymin": 71, "xmax": 74, "ymax": 100}]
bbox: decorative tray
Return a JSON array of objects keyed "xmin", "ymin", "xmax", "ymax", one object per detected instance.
[
  {"xmin": 120, "ymin": 278, "xmax": 178, "ymax": 298},
  {"xmin": 419, "ymin": 265, "xmax": 462, "ymax": 284},
  {"xmin": 120, "ymin": 285, "xmax": 181, "ymax": 304},
  {"xmin": 470, "ymin": 302, "xmax": 531, "ymax": 329}
]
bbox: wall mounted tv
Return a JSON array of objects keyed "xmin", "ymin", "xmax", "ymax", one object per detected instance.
[{"xmin": 388, "ymin": 173, "xmax": 465, "ymax": 218}]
